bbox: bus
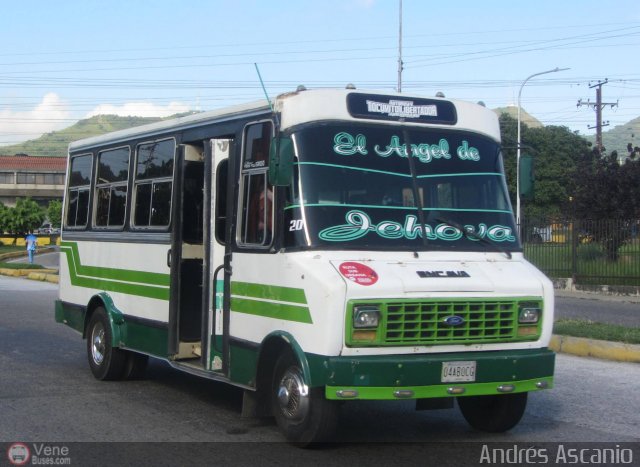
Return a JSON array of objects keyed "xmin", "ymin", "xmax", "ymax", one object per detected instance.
[{"xmin": 55, "ymin": 87, "xmax": 555, "ymax": 444}]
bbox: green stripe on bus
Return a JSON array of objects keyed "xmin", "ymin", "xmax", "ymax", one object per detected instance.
[
  {"xmin": 60, "ymin": 241, "xmax": 170, "ymax": 301},
  {"xmin": 61, "ymin": 241, "xmax": 170, "ymax": 286},
  {"xmin": 231, "ymin": 297, "xmax": 313, "ymax": 324},
  {"xmin": 231, "ymin": 281, "xmax": 307, "ymax": 304}
]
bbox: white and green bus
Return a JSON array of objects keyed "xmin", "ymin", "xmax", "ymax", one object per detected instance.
[{"xmin": 56, "ymin": 88, "xmax": 554, "ymax": 444}]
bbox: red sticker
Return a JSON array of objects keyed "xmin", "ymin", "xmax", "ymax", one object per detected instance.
[{"xmin": 339, "ymin": 262, "xmax": 379, "ymax": 286}]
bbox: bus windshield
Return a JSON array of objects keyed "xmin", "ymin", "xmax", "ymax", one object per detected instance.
[{"xmin": 284, "ymin": 123, "xmax": 520, "ymax": 252}]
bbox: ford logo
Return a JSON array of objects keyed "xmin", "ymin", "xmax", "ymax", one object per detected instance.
[{"xmin": 443, "ymin": 315, "xmax": 465, "ymax": 327}]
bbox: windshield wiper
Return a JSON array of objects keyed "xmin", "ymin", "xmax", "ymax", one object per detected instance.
[
  {"xmin": 435, "ymin": 217, "xmax": 512, "ymax": 259},
  {"xmin": 401, "ymin": 124, "xmax": 429, "ymax": 248}
]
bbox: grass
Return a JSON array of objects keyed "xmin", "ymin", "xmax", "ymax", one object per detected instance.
[
  {"xmin": 0, "ymin": 245, "xmax": 26, "ymax": 254},
  {"xmin": 0, "ymin": 262, "xmax": 45, "ymax": 270},
  {"xmin": 554, "ymin": 319, "xmax": 640, "ymax": 345}
]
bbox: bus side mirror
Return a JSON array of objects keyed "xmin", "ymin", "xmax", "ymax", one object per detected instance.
[
  {"xmin": 268, "ymin": 136, "xmax": 294, "ymax": 186},
  {"xmin": 519, "ymin": 154, "xmax": 534, "ymax": 200}
]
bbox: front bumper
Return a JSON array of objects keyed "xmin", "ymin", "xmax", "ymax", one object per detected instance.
[{"xmin": 311, "ymin": 348, "xmax": 554, "ymax": 401}]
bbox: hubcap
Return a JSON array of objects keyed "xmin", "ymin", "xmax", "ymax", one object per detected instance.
[
  {"xmin": 277, "ymin": 366, "xmax": 309, "ymax": 421},
  {"xmin": 91, "ymin": 322, "xmax": 106, "ymax": 365}
]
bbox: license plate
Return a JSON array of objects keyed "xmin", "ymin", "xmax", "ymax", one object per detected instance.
[{"xmin": 441, "ymin": 361, "xmax": 476, "ymax": 383}]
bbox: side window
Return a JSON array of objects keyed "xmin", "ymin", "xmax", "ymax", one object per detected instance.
[
  {"xmin": 66, "ymin": 154, "xmax": 93, "ymax": 228},
  {"xmin": 133, "ymin": 139, "xmax": 175, "ymax": 228},
  {"xmin": 94, "ymin": 147, "xmax": 130, "ymax": 228},
  {"xmin": 238, "ymin": 122, "xmax": 273, "ymax": 247}
]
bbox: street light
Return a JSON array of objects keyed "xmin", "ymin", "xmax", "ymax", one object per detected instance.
[{"xmin": 516, "ymin": 67, "xmax": 569, "ymax": 229}]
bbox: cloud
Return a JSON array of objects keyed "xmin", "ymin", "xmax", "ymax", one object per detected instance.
[
  {"xmin": 85, "ymin": 101, "xmax": 190, "ymax": 119},
  {"xmin": 0, "ymin": 93, "xmax": 72, "ymax": 146}
]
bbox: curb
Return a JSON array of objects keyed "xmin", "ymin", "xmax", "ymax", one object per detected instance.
[
  {"xmin": 26, "ymin": 272, "xmax": 59, "ymax": 284},
  {"xmin": 553, "ymin": 278, "xmax": 640, "ymax": 298},
  {"xmin": 550, "ymin": 335, "xmax": 640, "ymax": 363},
  {"xmin": 0, "ymin": 268, "xmax": 58, "ymax": 283}
]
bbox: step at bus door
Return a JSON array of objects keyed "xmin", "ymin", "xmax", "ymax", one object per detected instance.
[{"xmin": 206, "ymin": 138, "xmax": 232, "ymax": 372}]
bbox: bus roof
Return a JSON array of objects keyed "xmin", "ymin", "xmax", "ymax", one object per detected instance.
[
  {"xmin": 69, "ymin": 88, "xmax": 500, "ymax": 152},
  {"xmin": 276, "ymin": 88, "xmax": 500, "ymax": 140}
]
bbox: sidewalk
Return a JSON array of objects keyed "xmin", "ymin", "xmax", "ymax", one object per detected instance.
[{"xmin": 555, "ymin": 288, "xmax": 640, "ymax": 304}]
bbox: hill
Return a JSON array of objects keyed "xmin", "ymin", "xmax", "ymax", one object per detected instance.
[
  {"xmin": 0, "ymin": 113, "xmax": 195, "ymax": 158},
  {"xmin": 590, "ymin": 116, "xmax": 640, "ymax": 160},
  {"xmin": 493, "ymin": 106, "xmax": 543, "ymax": 128}
]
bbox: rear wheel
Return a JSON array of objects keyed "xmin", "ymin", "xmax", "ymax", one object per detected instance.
[
  {"xmin": 86, "ymin": 307, "xmax": 127, "ymax": 380},
  {"xmin": 271, "ymin": 351, "xmax": 338, "ymax": 446},
  {"xmin": 458, "ymin": 392, "xmax": 528, "ymax": 432}
]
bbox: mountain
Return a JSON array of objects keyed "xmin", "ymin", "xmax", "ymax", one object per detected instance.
[
  {"xmin": 0, "ymin": 113, "xmax": 196, "ymax": 158},
  {"xmin": 591, "ymin": 116, "xmax": 640, "ymax": 160},
  {"xmin": 493, "ymin": 106, "xmax": 544, "ymax": 128}
]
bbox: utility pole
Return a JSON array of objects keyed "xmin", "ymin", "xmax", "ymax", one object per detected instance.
[
  {"xmin": 577, "ymin": 79, "xmax": 618, "ymax": 153},
  {"xmin": 397, "ymin": 0, "xmax": 403, "ymax": 92}
]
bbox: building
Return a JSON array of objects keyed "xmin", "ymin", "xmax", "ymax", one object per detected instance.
[{"xmin": 0, "ymin": 154, "xmax": 66, "ymax": 207}]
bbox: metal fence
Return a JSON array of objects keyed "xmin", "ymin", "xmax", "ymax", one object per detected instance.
[{"xmin": 521, "ymin": 218, "xmax": 640, "ymax": 286}]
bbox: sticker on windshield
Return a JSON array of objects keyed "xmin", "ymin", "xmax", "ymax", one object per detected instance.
[
  {"xmin": 333, "ymin": 132, "xmax": 480, "ymax": 163},
  {"xmin": 339, "ymin": 262, "xmax": 379, "ymax": 286}
]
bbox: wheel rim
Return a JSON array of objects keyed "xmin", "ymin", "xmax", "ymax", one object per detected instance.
[
  {"xmin": 276, "ymin": 366, "xmax": 309, "ymax": 422},
  {"xmin": 91, "ymin": 322, "xmax": 106, "ymax": 365}
]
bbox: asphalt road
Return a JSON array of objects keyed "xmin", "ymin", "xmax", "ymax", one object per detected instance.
[
  {"xmin": 555, "ymin": 291, "xmax": 640, "ymax": 327},
  {"xmin": 0, "ymin": 276, "xmax": 638, "ymax": 465}
]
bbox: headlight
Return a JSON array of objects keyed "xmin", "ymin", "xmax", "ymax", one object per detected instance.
[
  {"xmin": 519, "ymin": 307, "xmax": 541, "ymax": 324},
  {"xmin": 353, "ymin": 306, "xmax": 380, "ymax": 329}
]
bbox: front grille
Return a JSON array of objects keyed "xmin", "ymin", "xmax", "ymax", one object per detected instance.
[
  {"xmin": 385, "ymin": 299, "xmax": 518, "ymax": 345},
  {"xmin": 347, "ymin": 298, "xmax": 541, "ymax": 346}
]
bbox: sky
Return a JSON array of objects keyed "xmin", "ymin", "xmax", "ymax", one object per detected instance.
[{"xmin": 0, "ymin": 0, "xmax": 639, "ymax": 151}]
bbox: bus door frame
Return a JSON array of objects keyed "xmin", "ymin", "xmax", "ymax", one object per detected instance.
[{"xmin": 205, "ymin": 138, "xmax": 232, "ymax": 373}]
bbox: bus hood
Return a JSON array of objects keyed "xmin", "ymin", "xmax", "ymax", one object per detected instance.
[{"xmin": 330, "ymin": 258, "xmax": 545, "ymax": 296}]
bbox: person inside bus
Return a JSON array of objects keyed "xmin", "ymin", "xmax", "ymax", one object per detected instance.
[{"xmin": 246, "ymin": 176, "xmax": 273, "ymax": 245}]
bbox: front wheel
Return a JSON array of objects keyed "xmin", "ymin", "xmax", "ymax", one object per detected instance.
[
  {"xmin": 86, "ymin": 307, "xmax": 127, "ymax": 380},
  {"xmin": 458, "ymin": 392, "xmax": 528, "ymax": 432},
  {"xmin": 271, "ymin": 351, "xmax": 338, "ymax": 446}
]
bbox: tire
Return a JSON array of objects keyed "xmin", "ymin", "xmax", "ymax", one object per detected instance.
[
  {"xmin": 86, "ymin": 307, "xmax": 127, "ymax": 381},
  {"xmin": 271, "ymin": 351, "xmax": 338, "ymax": 446},
  {"xmin": 458, "ymin": 392, "xmax": 528, "ymax": 433},
  {"xmin": 121, "ymin": 352, "xmax": 149, "ymax": 380}
]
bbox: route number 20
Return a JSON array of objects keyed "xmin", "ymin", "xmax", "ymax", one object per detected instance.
[{"xmin": 289, "ymin": 219, "xmax": 304, "ymax": 231}]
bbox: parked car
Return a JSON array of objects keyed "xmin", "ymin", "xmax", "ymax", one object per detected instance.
[{"xmin": 36, "ymin": 223, "xmax": 60, "ymax": 235}]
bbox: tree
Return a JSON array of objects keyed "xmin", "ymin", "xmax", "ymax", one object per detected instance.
[
  {"xmin": 571, "ymin": 147, "xmax": 640, "ymax": 260},
  {"xmin": 499, "ymin": 113, "xmax": 590, "ymax": 220},
  {"xmin": 47, "ymin": 200, "xmax": 62, "ymax": 229},
  {"xmin": 0, "ymin": 202, "xmax": 9, "ymax": 234},
  {"xmin": 9, "ymin": 198, "xmax": 45, "ymax": 236}
]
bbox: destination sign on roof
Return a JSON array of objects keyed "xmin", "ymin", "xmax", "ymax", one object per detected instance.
[{"xmin": 346, "ymin": 93, "xmax": 457, "ymax": 125}]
